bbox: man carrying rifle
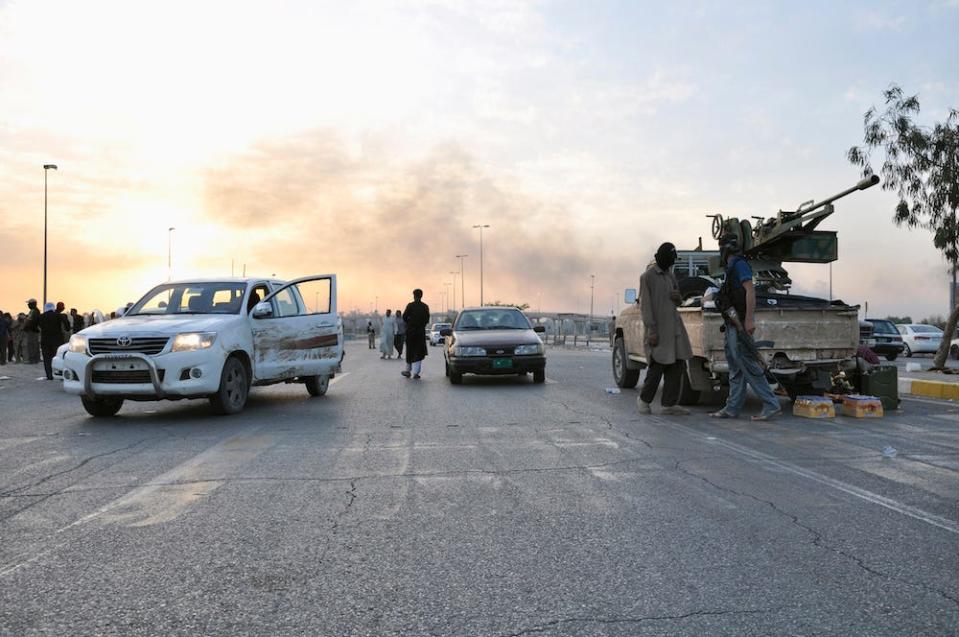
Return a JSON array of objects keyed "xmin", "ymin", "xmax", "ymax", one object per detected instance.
[{"xmin": 710, "ymin": 234, "xmax": 782, "ymax": 421}]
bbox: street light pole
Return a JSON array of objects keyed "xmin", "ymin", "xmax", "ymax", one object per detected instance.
[
  {"xmin": 449, "ymin": 272, "xmax": 458, "ymax": 313},
  {"xmin": 167, "ymin": 227, "xmax": 176, "ymax": 281},
  {"xmin": 588, "ymin": 274, "xmax": 595, "ymax": 346},
  {"xmin": 472, "ymin": 225, "xmax": 490, "ymax": 305},
  {"xmin": 42, "ymin": 164, "xmax": 57, "ymax": 306},
  {"xmin": 444, "ymin": 282, "xmax": 452, "ymax": 314},
  {"xmin": 456, "ymin": 254, "xmax": 468, "ymax": 308}
]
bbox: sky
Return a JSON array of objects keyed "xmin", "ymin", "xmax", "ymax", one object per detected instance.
[{"xmin": 1, "ymin": 0, "xmax": 957, "ymax": 319}]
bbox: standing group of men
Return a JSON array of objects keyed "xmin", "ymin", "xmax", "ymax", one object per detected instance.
[
  {"xmin": 367, "ymin": 289, "xmax": 430, "ymax": 380},
  {"xmin": 0, "ymin": 299, "xmax": 87, "ymax": 380},
  {"xmin": 638, "ymin": 239, "xmax": 781, "ymax": 421}
]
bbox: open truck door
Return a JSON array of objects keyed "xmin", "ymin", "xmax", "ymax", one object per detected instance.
[{"xmin": 250, "ymin": 275, "xmax": 342, "ymax": 386}]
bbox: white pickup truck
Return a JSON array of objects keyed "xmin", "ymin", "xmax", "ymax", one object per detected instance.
[{"xmin": 62, "ymin": 275, "xmax": 343, "ymax": 416}]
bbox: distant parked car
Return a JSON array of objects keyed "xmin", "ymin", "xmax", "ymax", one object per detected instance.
[
  {"xmin": 865, "ymin": 318, "xmax": 905, "ymax": 361},
  {"xmin": 429, "ymin": 323, "xmax": 452, "ymax": 346},
  {"xmin": 896, "ymin": 324, "xmax": 943, "ymax": 357},
  {"xmin": 859, "ymin": 321, "xmax": 876, "ymax": 349}
]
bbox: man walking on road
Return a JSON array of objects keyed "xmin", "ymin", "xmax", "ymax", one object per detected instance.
[
  {"xmin": 38, "ymin": 302, "xmax": 66, "ymax": 380},
  {"xmin": 638, "ymin": 243, "xmax": 693, "ymax": 416},
  {"xmin": 710, "ymin": 234, "xmax": 782, "ymax": 421},
  {"xmin": 366, "ymin": 320, "xmax": 376, "ymax": 349},
  {"xmin": 401, "ymin": 289, "xmax": 430, "ymax": 380}
]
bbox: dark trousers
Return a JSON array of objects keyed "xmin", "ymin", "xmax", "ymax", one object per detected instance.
[
  {"xmin": 394, "ymin": 333, "xmax": 405, "ymax": 357},
  {"xmin": 367, "ymin": 332, "xmax": 375, "ymax": 349},
  {"xmin": 41, "ymin": 343, "xmax": 58, "ymax": 380},
  {"xmin": 639, "ymin": 357, "xmax": 685, "ymax": 407}
]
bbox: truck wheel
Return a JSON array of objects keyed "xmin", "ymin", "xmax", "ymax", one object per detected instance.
[
  {"xmin": 677, "ymin": 370, "xmax": 701, "ymax": 406},
  {"xmin": 613, "ymin": 338, "xmax": 640, "ymax": 388},
  {"xmin": 81, "ymin": 396, "xmax": 123, "ymax": 417},
  {"xmin": 305, "ymin": 375, "xmax": 329, "ymax": 397},
  {"xmin": 532, "ymin": 369, "xmax": 545, "ymax": 384},
  {"xmin": 449, "ymin": 371, "xmax": 463, "ymax": 385},
  {"xmin": 951, "ymin": 345, "xmax": 959, "ymax": 360},
  {"xmin": 209, "ymin": 356, "xmax": 249, "ymax": 415},
  {"xmin": 783, "ymin": 382, "xmax": 822, "ymax": 402}
]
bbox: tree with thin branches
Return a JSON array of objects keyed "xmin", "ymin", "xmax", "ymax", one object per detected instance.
[{"xmin": 848, "ymin": 85, "xmax": 959, "ymax": 369}]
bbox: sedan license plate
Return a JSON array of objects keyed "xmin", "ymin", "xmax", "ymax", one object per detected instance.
[{"xmin": 492, "ymin": 358, "xmax": 513, "ymax": 369}]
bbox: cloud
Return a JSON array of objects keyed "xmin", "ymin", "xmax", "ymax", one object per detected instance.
[
  {"xmin": 854, "ymin": 10, "xmax": 907, "ymax": 31},
  {"xmin": 203, "ymin": 131, "xmax": 636, "ymax": 312}
]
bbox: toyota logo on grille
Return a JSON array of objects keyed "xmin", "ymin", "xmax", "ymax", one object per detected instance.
[
  {"xmin": 496, "ymin": 349, "xmax": 505, "ymax": 354},
  {"xmin": 116, "ymin": 336, "xmax": 133, "ymax": 347}
]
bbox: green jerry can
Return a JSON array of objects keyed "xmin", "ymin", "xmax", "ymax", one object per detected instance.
[{"xmin": 861, "ymin": 365, "xmax": 899, "ymax": 410}]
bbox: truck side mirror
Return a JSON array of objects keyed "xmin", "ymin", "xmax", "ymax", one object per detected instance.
[
  {"xmin": 624, "ymin": 288, "xmax": 637, "ymax": 304},
  {"xmin": 533, "ymin": 325, "xmax": 546, "ymax": 333},
  {"xmin": 252, "ymin": 302, "xmax": 273, "ymax": 319}
]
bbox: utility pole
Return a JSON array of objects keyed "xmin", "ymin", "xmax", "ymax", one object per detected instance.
[
  {"xmin": 444, "ymin": 282, "xmax": 452, "ymax": 315},
  {"xmin": 449, "ymin": 272, "xmax": 458, "ymax": 313},
  {"xmin": 42, "ymin": 164, "xmax": 57, "ymax": 306},
  {"xmin": 472, "ymin": 225, "xmax": 490, "ymax": 305},
  {"xmin": 456, "ymin": 254, "xmax": 468, "ymax": 308},
  {"xmin": 167, "ymin": 227, "xmax": 176, "ymax": 281},
  {"xmin": 588, "ymin": 274, "xmax": 595, "ymax": 346}
]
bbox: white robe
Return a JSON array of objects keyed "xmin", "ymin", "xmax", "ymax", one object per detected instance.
[{"xmin": 380, "ymin": 316, "xmax": 397, "ymax": 355}]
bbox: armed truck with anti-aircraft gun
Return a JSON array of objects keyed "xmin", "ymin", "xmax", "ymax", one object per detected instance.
[{"xmin": 613, "ymin": 175, "xmax": 880, "ymax": 403}]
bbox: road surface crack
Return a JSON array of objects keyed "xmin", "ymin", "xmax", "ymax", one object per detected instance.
[
  {"xmin": 674, "ymin": 461, "xmax": 959, "ymax": 608},
  {"xmin": 499, "ymin": 607, "xmax": 774, "ymax": 636}
]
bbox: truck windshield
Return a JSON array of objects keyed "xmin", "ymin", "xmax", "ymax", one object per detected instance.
[{"xmin": 128, "ymin": 283, "xmax": 247, "ymax": 316}]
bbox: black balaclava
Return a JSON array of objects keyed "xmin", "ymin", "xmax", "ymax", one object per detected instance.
[{"xmin": 654, "ymin": 242, "xmax": 677, "ymax": 270}]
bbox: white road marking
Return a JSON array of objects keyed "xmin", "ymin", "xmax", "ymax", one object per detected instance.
[
  {"xmin": 0, "ymin": 437, "xmax": 40, "ymax": 453},
  {"xmin": 0, "ymin": 426, "xmax": 271, "ymax": 578},
  {"xmin": 544, "ymin": 378, "xmax": 558, "ymax": 384},
  {"xmin": 659, "ymin": 417, "xmax": 959, "ymax": 535},
  {"xmin": 330, "ymin": 372, "xmax": 351, "ymax": 385}
]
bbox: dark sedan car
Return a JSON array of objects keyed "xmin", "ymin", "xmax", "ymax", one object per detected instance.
[
  {"xmin": 442, "ymin": 307, "xmax": 546, "ymax": 384},
  {"xmin": 865, "ymin": 318, "xmax": 905, "ymax": 361}
]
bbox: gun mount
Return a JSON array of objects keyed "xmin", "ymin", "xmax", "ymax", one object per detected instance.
[{"xmin": 706, "ymin": 175, "xmax": 880, "ymax": 286}]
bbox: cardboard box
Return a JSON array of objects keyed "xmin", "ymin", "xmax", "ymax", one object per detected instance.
[
  {"xmin": 841, "ymin": 395, "xmax": 884, "ymax": 418},
  {"xmin": 793, "ymin": 396, "xmax": 835, "ymax": 419}
]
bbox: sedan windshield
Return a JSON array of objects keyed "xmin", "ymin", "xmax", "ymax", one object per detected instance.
[
  {"xmin": 869, "ymin": 320, "xmax": 898, "ymax": 335},
  {"xmin": 456, "ymin": 309, "xmax": 531, "ymax": 330},
  {"xmin": 128, "ymin": 283, "xmax": 247, "ymax": 316}
]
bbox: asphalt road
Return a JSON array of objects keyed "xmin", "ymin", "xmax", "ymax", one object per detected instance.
[{"xmin": 1, "ymin": 342, "xmax": 958, "ymax": 636}]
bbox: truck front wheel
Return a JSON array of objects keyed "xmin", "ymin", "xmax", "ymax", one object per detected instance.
[
  {"xmin": 613, "ymin": 338, "xmax": 640, "ymax": 388},
  {"xmin": 209, "ymin": 356, "xmax": 250, "ymax": 415},
  {"xmin": 81, "ymin": 396, "xmax": 124, "ymax": 417}
]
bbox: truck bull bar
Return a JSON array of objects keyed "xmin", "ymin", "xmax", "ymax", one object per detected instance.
[{"xmin": 83, "ymin": 352, "xmax": 166, "ymax": 398}]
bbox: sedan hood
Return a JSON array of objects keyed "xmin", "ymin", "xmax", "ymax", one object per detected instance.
[
  {"xmin": 79, "ymin": 314, "xmax": 239, "ymax": 337},
  {"xmin": 452, "ymin": 329, "xmax": 542, "ymax": 347}
]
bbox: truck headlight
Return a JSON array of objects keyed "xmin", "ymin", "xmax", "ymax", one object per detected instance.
[
  {"xmin": 171, "ymin": 332, "xmax": 217, "ymax": 352},
  {"xmin": 68, "ymin": 334, "xmax": 87, "ymax": 354},
  {"xmin": 515, "ymin": 343, "xmax": 544, "ymax": 355},
  {"xmin": 452, "ymin": 346, "xmax": 486, "ymax": 357}
]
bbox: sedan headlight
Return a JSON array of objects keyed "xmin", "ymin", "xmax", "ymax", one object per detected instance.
[
  {"xmin": 171, "ymin": 332, "xmax": 217, "ymax": 352},
  {"xmin": 515, "ymin": 343, "xmax": 544, "ymax": 355},
  {"xmin": 452, "ymin": 345, "xmax": 486, "ymax": 357},
  {"xmin": 68, "ymin": 334, "xmax": 87, "ymax": 354}
]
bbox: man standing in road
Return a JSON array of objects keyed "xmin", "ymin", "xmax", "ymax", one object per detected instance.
[
  {"xmin": 0, "ymin": 310, "xmax": 9, "ymax": 365},
  {"xmin": 710, "ymin": 234, "xmax": 781, "ymax": 421},
  {"xmin": 38, "ymin": 302, "xmax": 66, "ymax": 380},
  {"xmin": 24, "ymin": 299, "xmax": 41, "ymax": 364},
  {"xmin": 367, "ymin": 320, "xmax": 376, "ymax": 349},
  {"xmin": 637, "ymin": 243, "xmax": 693, "ymax": 415},
  {"xmin": 69, "ymin": 307, "xmax": 85, "ymax": 334},
  {"xmin": 402, "ymin": 289, "xmax": 430, "ymax": 380},
  {"xmin": 393, "ymin": 308, "xmax": 406, "ymax": 359}
]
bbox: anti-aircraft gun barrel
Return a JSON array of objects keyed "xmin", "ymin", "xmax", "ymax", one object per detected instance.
[{"xmin": 795, "ymin": 174, "xmax": 880, "ymax": 217}]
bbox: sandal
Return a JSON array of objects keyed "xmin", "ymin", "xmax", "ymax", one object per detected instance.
[
  {"xmin": 751, "ymin": 409, "xmax": 782, "ymax": 421},
  {"xmin": 709, "ymin": 410, "xmax": 737, "ymax": 419}
]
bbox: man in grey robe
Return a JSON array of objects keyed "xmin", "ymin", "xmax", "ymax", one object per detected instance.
[{"xmin": 638, "ymin": 243, "xmax": 693, "ymax": 415}]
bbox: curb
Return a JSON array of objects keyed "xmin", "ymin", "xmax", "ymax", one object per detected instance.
[{"xmin": 899, "ymin": 376, "xmax": 959, "ymax": 400}]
